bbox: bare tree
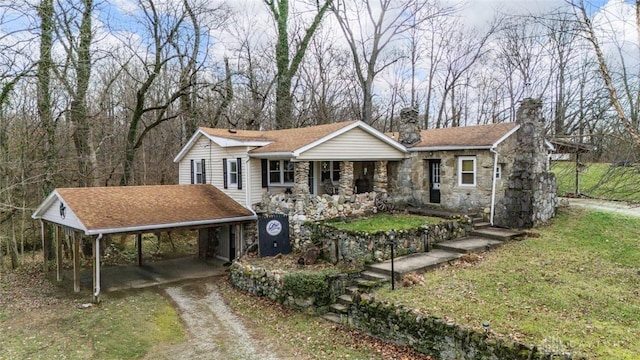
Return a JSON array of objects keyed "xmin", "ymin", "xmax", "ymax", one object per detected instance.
[
  {"xmin": 571, "ymin": 0, "xmax": 640, "ymax": 148},
  {"xmin": 331, "ymin": 0, "xmax": 448, "ymax": 125},
  {"xmin": 264, "ymin": 0, "xmax": 333, "ymax": 129}
]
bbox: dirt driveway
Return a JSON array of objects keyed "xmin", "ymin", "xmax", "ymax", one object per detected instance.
[
  {"xmin": 144, "ymin": 279, "xmax": 278, "ymax": 360},
  {"xmin": 562, "ymin": 197, "xmax": 640, "ymax": 218}
]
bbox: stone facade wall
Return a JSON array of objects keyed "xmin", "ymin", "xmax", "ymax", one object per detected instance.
[
  {"xmin": 394, "ymin": 136, "xmax": 517, "ymax": 217},
  {"xmin": 304, "ymin": 219, "xmax": 471, "ymax": 264},
  {"xmin": 496, "ymin": 99, "xmax": 557, "ymax": 228},
  {"xmin": 349, "ymin": 296, "xmax": 583, "ymax": 360},
  {"xmin": 254, "ymin": 192, "xmax": 379, "ymax": 250}
]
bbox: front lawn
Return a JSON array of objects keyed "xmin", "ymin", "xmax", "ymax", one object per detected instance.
[
  {"xmin": 373, "ymin": 208, "xmax": 640, "ymax": 359},
  {"xmin": 329, "ymin": 214, "xmax": 443, "ymax": 232}
]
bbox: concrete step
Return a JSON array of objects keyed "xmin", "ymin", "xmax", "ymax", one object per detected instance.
[
  {"xmin": 473, "ymin": 221, "xmax": 491, "ymax": 229},
  {"xmin": 470, "ymin": 227, "xmax": 525, "ymax": 241},
  {"xmin": 433, "ymin": 236, "xmax": 504, "ymax": 254},
  {"xmin": 337, "ymin": 294, "xmax": 352, "ymax": 306},
  {"xmin": 360, "ymin": 270, "xmax": 391, "ymax": 282},
  {"xmin": 330, "ymin": 302, "xmax": 349, "ymax": 314},
  {"xmin": 365, "ymin": 249, "xmax": 461, "ymax": 277}
]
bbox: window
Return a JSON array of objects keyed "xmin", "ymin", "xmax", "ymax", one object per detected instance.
[
  {"xmin": 320, "ymin": 161, "xmax": 341, "ymax": 183},
  {"xmin": 269, "ymin": 160, "xmax": 295, "ymax": 185},
  {"xmin": 458, "ymin": 156, "xmax": 476, "ymax": 186},
  {"xmin": 495, "ymin": 164, "xmax": 502, "ymax": 179},
  {"xmin": 191, "ymin": 159, "xmax": 206, "ymax": 184},
  {"xmin": 228, "ymin": 159, "xmax": 238, "ymax": 186}
]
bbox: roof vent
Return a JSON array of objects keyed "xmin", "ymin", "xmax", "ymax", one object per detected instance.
[{"xmin": 228, "ymin": 129, "xmax": 237, "ymax": 134}]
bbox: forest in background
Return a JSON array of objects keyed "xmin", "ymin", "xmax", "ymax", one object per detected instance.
[{"xmin": 1, "ymin": 0, "xmax": 639, "ymax": 267}]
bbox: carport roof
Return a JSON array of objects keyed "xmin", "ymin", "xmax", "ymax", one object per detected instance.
[{"xmin": 32, "ymin": 184, "xmax": 256, "ymax": 235}]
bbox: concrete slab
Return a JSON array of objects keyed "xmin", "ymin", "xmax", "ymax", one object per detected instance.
[
  {"xmin": 433, "ymin": 236, "xmax": 504, "ymax": 254},
  {"xmin": 366, "ymin": 249, "xmax": 461, "ymax": 277},
  {"xmin": 470, "ymin": 227, "xmax": 525, "ymax": 241},
  {"xmin": 57, "ymin": 256, "xmax": 229, "ymax": 293}
]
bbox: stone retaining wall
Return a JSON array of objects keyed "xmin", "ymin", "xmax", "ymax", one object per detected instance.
[
  {"xmin": 350, "ymin": 295, "xmax": 583, "ymax": 360},
  {"xmin": 229, "ymin": 262, "xmax": 582, "ymax": 359},
  {"xmin": 303, "ymin": 218, "xmax": 471, "ymax": 265},
  {"xmin": 229, "ymin": 260, "xmax": 358, "ymax": 314}
]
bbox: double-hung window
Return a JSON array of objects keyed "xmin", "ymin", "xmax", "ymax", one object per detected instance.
[
  {"xmin": 458, "ymin": 156, "xmax": 476, "ymax": 186},
  {"xmin": 191, "ymin": 159, "xmax": 206, "ymax": 184},
  {"xmin": 228, "ymin": 159, "xmax": 238, "ymax": 186},
  {"xmin": 269, "ymin": 160, "xmax": 295, "ymax": 185},
  {"xmin": 320, "ymin": 161, "xmax": 341, "ymax": 182}
]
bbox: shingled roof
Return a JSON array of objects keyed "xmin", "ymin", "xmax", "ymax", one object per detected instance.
[
  {"xmin": 388, "ymin": 122, "xmax": 519, "ymax": 150},
  {"xmin": 174, "ymin": 120, "xmax": 406, "ymax": 162},
  {"xmin": 32, "ymin": 185, "xmax": 256, "ymax": 235}
]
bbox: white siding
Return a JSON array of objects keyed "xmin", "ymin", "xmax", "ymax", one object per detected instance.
[
  {"xmin": 297, "ymin": 127, "xmax": 406, "ymax": 160},
  {"xmin": 40, "ymin": 197, "xmax": 85, "ymax": 231},
  {"xmin": 177, "ymin": 136, "xmax": 251, "ymax": 206},
  {"xmin": 249, "ymin": 158, "xmax": 266, "ymax": 206}
]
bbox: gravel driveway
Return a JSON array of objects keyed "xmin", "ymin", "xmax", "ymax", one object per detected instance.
[
  {"xmin": 562, "ymin": 197, "xmax": 640, "ymax": 218},
  {"xmin": 144, "ymin": 279, "xmax": 278, "ymax": 360}
]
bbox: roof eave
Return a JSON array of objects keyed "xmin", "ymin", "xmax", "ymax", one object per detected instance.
[
  {"xmin": 491, "ymin": 124, "xmax": 521, "ymax": 148},
  {"xmin": 84, "ymin": 214, "xmax": 258, "ymax": 236},
  {"xmin": 248, "ymin": 152, "xmax": 295, "ymax": 159},
  {"xmin": 408, "ymin": 145, "xmax": 493, "ymax": 151}
]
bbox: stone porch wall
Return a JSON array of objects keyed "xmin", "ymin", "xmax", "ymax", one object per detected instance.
[{"xmin": 394, "ymin": 136, "xmax": 517, "ymax": 217}]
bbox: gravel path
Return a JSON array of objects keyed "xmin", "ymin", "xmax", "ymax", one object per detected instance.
[
  {"xmin": 563, "ymin": 197, "xmax": 640, "ymax": 218},
  {"xmin": 144, "ymin": 280, "xmax": 278, "ymax": 360}
]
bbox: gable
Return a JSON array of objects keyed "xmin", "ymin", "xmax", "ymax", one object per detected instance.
[{"xmin": 296, "ymin": 127, "xmax": 406, "ymax": 161}]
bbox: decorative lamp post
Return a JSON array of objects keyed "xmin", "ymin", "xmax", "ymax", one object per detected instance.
[{"xmin": 388, "ymin": 229, "xmax": 396, "ymax": 290}]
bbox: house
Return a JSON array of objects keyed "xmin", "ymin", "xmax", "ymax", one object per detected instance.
[
  {"xmin": 389, "ymin": 107, "xmax": 521, "ymax": 224},
  {"xmin": 173, "ymin": 120, "xmax": 408, "ymax": 207}
]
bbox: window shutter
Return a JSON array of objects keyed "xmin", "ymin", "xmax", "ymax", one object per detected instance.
[
  {"xmin": 201, "ymin": 159, "xmax": 206, "ymax": 184},
  {"xmin": 261, "ymin": 159, "xmax": 268, "ymax": 188},
  {"xmin": 222, "ymin": 158, "xmax": 228, "ymax": 189},
  {"xmin": 237, "ymin": 158, "xmax": 243, "ymax": 190},
  {"xmin": 190, "ymin": 159, "xmax": 194, "ymax": 184}
]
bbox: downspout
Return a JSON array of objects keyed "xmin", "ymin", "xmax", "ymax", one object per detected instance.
[
  {"xmin": 40, "ymin": 220, "xmax": 45, "ymax": 272},
  {"xmin": 94, "ymin": 233, "xmax": 103, "ymax": 301},
  {"xmin": 489, "ymin": 147, "xmax": 499, "ymax": 226}
]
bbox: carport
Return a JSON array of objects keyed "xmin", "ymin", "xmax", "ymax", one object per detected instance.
[{"xmin": 32, "ymin": 184, "xmax": 257, "ymax": 302}]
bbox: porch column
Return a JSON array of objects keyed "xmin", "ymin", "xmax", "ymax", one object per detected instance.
[
  {"xmin": 339, "ymin": 161, "xmax": 354, "ymax": 197},
  {"xmin": 373, "ymin": 161, "xmax": 388, "ymax": 193},
  {"xmin": 292, "ymin": 161, "xmax": 310, "ymax": 196}
]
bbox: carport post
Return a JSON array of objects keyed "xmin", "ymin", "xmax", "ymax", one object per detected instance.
[
  {"xmin": 137, "ymin": 234, "xmax": 143, "ymax": 266},
  {"xmin": 73, "ymin": 233, "xmax": 80, "ymax": 292},
  {"xmin": 56, "ymin": 226, "xmax": 62, "ymax": 282}
]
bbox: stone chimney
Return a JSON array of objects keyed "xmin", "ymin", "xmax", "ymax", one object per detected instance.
[
  {"xmin": 398, "ymin": 107, "xmax": 421, "ymax": 146},
  {"xmin": 497, "ymin": 98, "xmax": 557, "ymax": 228}
]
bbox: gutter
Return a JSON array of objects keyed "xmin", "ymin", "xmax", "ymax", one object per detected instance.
[
  {"xmin": 489, "ymin": 147, "xmax": 498, "ymax": 226},
  {"xmin": 84, "ymin": 215, "xmax": 258, "ymax": 236}
]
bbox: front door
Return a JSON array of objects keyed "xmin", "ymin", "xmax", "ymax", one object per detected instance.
[{"xmin": 429, "ymin": 160, "xmax": 441, "ymax": 204}]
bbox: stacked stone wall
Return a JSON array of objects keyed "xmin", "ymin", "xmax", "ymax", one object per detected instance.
[{"xmin": 304, "ymin": 219, "xmax": 471, "ymax": 264}]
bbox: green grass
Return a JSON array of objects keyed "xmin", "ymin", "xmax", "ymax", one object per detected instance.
[
  {"xmin": 0, "ymin": 289, "xmax": 184, "ymax": 359},
  {"xmin": 373, "ymin": 208, "xmax": 640, "ymax": 359},
  {"xmin": 552, "ymin": 161, "xmax": 640, "ymax": 201},
  {"xmin": 329, "ymin": 214, "xmax": 442, "ymax": 232}
]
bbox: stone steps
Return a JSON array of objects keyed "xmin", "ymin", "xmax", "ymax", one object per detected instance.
[
  {"xmin": 432, "ymin": 236, "xmax": 504, "ymax": 254},
  {"xmin": 470, "ymin": 227, "xmax": 525, "ymax": 241}
]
